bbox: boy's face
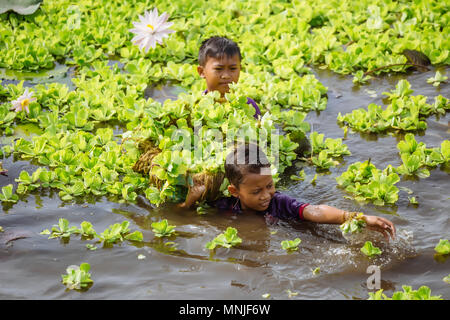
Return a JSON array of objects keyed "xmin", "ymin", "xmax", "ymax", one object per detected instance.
[
  {"xmin": 197, "ymin": 54, "xmax": 241, "ymax": 97},
  {"xmin": 228, "ymin": 173, "xmax": 275, "ymax": 212}
]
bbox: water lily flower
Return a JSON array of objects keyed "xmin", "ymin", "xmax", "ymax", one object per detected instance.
[
  {"xmin": 10, "ymin": 88, "xmax": 36, "ymax": 114},
  {"xmin": 129, "ymin": 8, "xmax": 175, "ymax": 53}
]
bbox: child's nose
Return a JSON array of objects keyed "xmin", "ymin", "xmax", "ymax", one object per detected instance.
[{"xmin": 221, "ymin": 71, "xmax": 231, "ymax": 79}]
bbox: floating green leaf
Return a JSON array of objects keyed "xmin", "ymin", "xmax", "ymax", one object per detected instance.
[
  {"xmin": 205, "ymin": 227, "xmax": 242, "ymax": 250},
  {"xmin": 61, "ymin": 263, "xmax": 93, "ymax": 291},
  {"xmin": 360, "ymin": 241, "xmax": 382, "ymax": 258}
]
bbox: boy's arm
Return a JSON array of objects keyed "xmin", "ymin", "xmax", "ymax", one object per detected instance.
[
  {"xmin": 178, "ymin": 184, "xmax": 205, "ymax": 209},
  {"xmin": 303, "ymin": 204, "xmax": 396, "ymax": 240}
]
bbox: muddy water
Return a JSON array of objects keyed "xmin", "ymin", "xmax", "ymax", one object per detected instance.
[{"xmin": 0, "ymin": 65, "xmax": 449, "ymax": 300}]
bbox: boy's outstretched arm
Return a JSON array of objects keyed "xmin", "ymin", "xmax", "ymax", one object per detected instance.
[
  {"xmin": 178, "ymin": 184, "xmax": 205, "ymax": 209},
  {"xmin": 303, "ymin": 204, "xmax": 396, "ymax": 240}
]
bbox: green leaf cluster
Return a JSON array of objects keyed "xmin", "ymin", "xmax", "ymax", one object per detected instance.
[
  {"xmin": 338, "ymin": 80, "xmax": 449, "ymax": 133},
  {"xmin": 434, "ymin": 239, "xmax": 450, "ymax": 255},
  {"xmin": 308, "ymin": 131, "xmax": 351, "ymax": 170},
  {"xmin": 360, "ymin": 241, "xmax": 382, "ymax": 258},
  {"xmin": 205, "ymin": 227, "xmax": 242, "ymax": 250},
  {"xmin": 340, "ymin": 212, "xmax": 366, "ymax": 234},
  {"xmin": 0, "ymin": 0, "xmax": 448, "ymax": 75},
  {"xmin": 426, "ymin": 71, "xmax": 448, "ymax": 87},
  {"xmin": 368, "ymin": 285, "xmax": 442, "ymax": 300},
  {"xmin": 336, "ymin": 160, "xmax": 400, "ymax": 206},
  {"xmin": 40, "ymin": 218, "xmax": 143, "ymax": 245},
  {"xmin": 281, "ymin": 238, "xmax": 302, "ymax": 252},
  {"xmin": 396, "ymin": 134, "xmax": 449, "ymax": 177},
  {"xmin": 0, "ymin": 184, "xmax": 19, "ymax": 203},
  {"xmin": 61, "ymin": 263, "xmax": 93, "ymax": 291},
  {"xmin": 151, "ymin": 219, "xmax": 176, "ymax": 238}
]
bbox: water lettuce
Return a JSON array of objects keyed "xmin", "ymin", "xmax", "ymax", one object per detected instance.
[
  {"xmin": 205, "ymin": 227, "xmax": 242, "ymax": 250},
  {"xmin": 281, "ymin": 238, "xmax": 302, "ymax": 252},
  {"xmin": 151, "ymin": 219, "xmax": 176, "ymax": 238},
  {"xmin": 360, "ymin": 241, "xmax": 382, "ymax": 258},
  {"xmin": 434, "ymin": 239, "xmax": 450, "ymax": 255},
  {"xmin": 61, "ymin": 263, "xmax": 93, "ymax": 291},
  {"xmin": 368, "ymin": 285, "xmax": 442, "ymax": 300}
]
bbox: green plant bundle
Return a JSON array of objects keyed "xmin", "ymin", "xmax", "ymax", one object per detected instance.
[
  {"xmin": 281, "ymin": 238, "xmax": 302, "ymax": 252},
  {"xmin": 40, "ymin": 219, "xmax": 143, "ymax": 244},
  {"xmin": 306, "ymin": 131, "xmax": 351, "ymax": 170},
  {"xmin": 61, "ymin": 263, "xmax": 93, "ymax": 291},
  {"xmin": 360, "ymin": 241, "xmax": 382, "ymax": 258},
  {"xmin": 98, "ymin": 221, "xmax": 142, "ymax": 245},
  {"xmin": 336, "ymin": 160, "xmax": 400, "ymax": 206},
  {"xmin": 427, "ymin": 70, "xmax": 448, "ymax": 87},
  {"xmin": 396, "ymin": 133, "xmax": 449, "ymax": 177},
  {"xmin": 0, "ymin": 184, "xmax": 19, "ymax": 203},
  {"xmin": 434, "ymin": 239, "xmax": 450, "ymax": 255},
  {"xmin": 0, "ymin": 0, "xmax": 447, "ymax": 74},
  {"xmin": 40, "ymin": 218, "xmax": 80, "ymax": 239},
  {"xmin": 340, "ymin": 212, "xmax": 366, "ymax": 234},
  {"xmin": 368, "ymin": 285, "xmax": 442, "ymax": 300},
  {"xmin": 337, "ymin": 80, "xmax": 449, "ymax": 134},
  {"xmin": 151, "ymin": 219, "xmax": 176, "ymax": 238},
  {"xmin": 205, "ymin": 227, "xmax": 242, "ymax": 250}
]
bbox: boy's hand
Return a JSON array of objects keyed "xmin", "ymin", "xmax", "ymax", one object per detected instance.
[
  {"xmin": 363, "ymin": 215, "xmax": 396, "ymax": 241},
  {"xmin": 178, "ymin": 184, "xmax": 206, "ymax": 209}
]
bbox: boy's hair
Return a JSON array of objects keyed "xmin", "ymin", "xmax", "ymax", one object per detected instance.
[
  {"xmin": 225, "ymin": 143, "xmax": 271, "ymax": 189},
  {"xmin": 198, "ymin": 36, "xmax": 242, "ymax": 66}
]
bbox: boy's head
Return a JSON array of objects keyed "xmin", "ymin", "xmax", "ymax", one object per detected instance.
[
  {"xmin": 197, "ymin": 36, "xmax": 242, "ymax": 97},
  {"xmin": 225, "ymin": 143, "xmax": 275, "ymax": 212}
]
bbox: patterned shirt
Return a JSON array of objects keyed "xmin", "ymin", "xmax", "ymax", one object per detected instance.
[{"xmin": 212, "ymin": 192, "xmax": 309, "ymax": 223}]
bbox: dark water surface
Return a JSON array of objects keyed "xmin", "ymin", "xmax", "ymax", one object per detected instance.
[{"xmin": 0, "ymin": 65, "xmax": 449, "ymax": 300}]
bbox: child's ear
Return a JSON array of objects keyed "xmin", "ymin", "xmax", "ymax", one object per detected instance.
[
  {"xmin": 197, "ymin": 65, "xmax": 205, "ymax": 78},
  {"xmin": 227, "ymin": 184, "xmax": 239, "ymax": 198}
]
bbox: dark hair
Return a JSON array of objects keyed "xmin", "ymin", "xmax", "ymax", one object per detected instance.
[
  {"xmin": 198, "ymin": 36, "xmax": 242, "ymax": 66},
  {"xmin": 225, "ymin": 143, "xmax": 271, "ymax": 189}
]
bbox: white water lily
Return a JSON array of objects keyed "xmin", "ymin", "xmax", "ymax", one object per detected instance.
[
  {"xmin": 129, "ymin": 8, "xmax": 175, "ymax": 53},
  {"xmin": 10, "ymin": 87, "xmax": 36, "ymax": 114}
]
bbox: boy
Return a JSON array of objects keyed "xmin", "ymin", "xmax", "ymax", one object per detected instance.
[
  {"xmin": 180, "ymin": 144, "xmax": 396, "ymax": 241},
  {"xmin": 197, "ymin": 36, "xmax": 261, "ymax": 119}
]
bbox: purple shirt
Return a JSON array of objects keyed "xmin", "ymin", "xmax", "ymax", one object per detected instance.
[
  {"xmin": 203, "ymin": 90, "xmax": 261, "ymax": 119},
  {"xmin": 211, "ymin": 192, "xmax": 309, "ymax": 223}
]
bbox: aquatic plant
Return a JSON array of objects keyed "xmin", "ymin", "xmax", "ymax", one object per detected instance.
[
  {"xmin": 151, "ymin": 219, "xmax": 176, "ymax": 238},
  {"xmin": 337, "ymin": 80, "xmax": 449, "ymax": 134},
  {"xmin": 427, "ymin": 71, "xmax": 448, "ymax": 87},
  {"xmin": 61, "ymin": 263, "xmax": 93, "ymax": 291},
  {"xmin": 98, "ymin": 221, "xmax": 143, "ymax": 245},
  {"xmin": 336, "ymin": 161, "xmax": 400, "ymax": 206},
  {"xmin": 368, "ymin": 285, "xmax": 442, "ymax": 300},
  {"xmin": 340, "ymin": 212, "xmax": 366, "ymax": 234},
  {"xmin": 434, "ymin": 239, "xmax": 450, "ymax": 255},
  {"xmin": 40, "ymin": 218, "xmax": 80, "ymax": 239},
  {"xmin": 396, "ymin": 134, "xmax": 449, "ymax": 178},
  {"xmin": 0, "ymin": 184, "xmax": 19, "ymax": 203},
  {"xmin": 360, "ymin": 241, "xmax": 382, "ymax": 258},
  {"xmin": 281, "ymin": 238, "xmax": 302, "ymax": 252},
  {"xmin": 205, "ymin": 227, "xmax": 242, "ymax": 250}
]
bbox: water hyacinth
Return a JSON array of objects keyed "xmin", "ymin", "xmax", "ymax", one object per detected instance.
[
  {"xmin": 129, "ymin": 8, "xmax": 175, "ymax": 53},
  {"xmin": 10, "ymin": 87, "xmax": 36, "ymax": 114}
]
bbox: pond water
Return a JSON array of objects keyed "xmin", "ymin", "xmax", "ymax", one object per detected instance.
[{"xmin": 0, "ymin": 64, "xmax": 449, "ymax": 300}]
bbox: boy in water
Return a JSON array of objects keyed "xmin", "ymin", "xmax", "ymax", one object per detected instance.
[
  {"xmin": 180, "ymin": 144, "xmax": 396, "ymax": 241},
  {"xmin": 197, "ymin": 36, "xmax": 261, "ymax": 119}
]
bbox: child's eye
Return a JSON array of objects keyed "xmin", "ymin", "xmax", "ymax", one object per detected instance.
[{"xmin": 251, "ymin": 190, "xmax": 260, "ymax": 195}]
